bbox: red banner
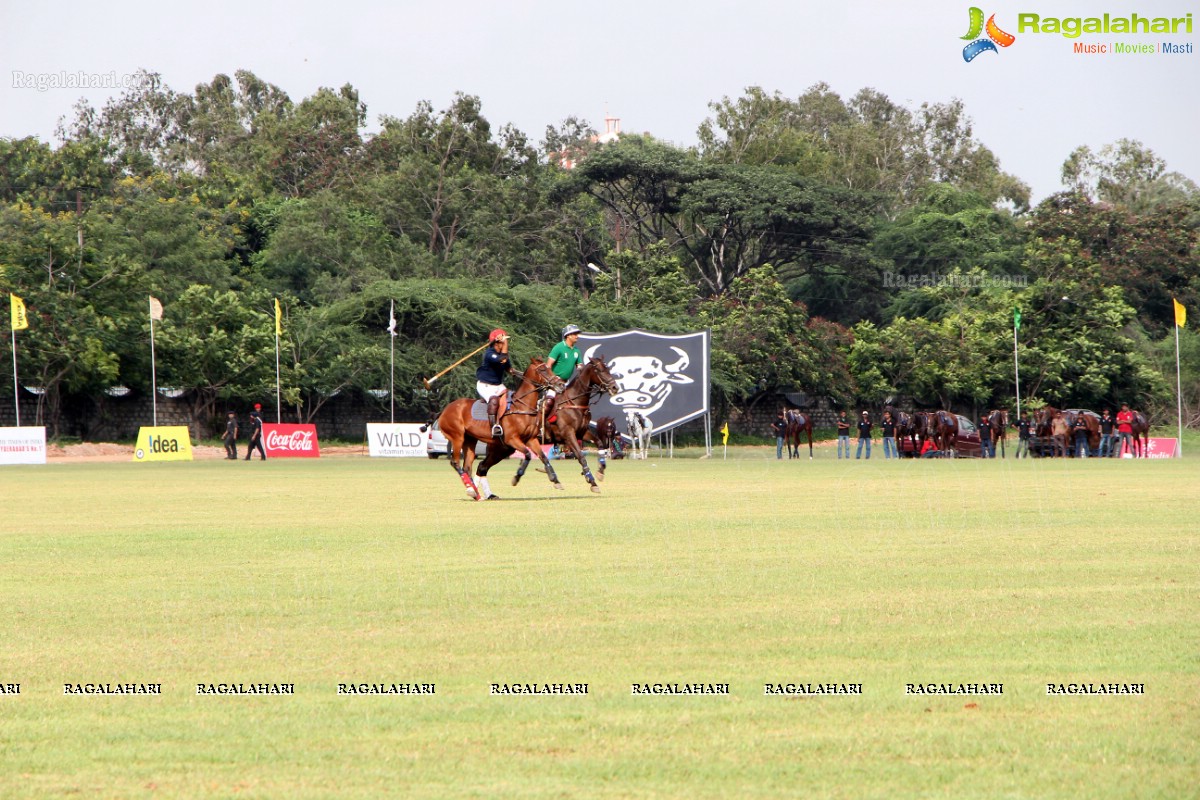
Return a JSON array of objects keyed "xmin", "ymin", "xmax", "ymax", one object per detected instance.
[
  {"xmin": 1141, "ymin": 437, "xmax": 1178, "ymax": 459},
  {"xmin": 262, "ymin": 424, "xmax": 321, "ymax": 458}
]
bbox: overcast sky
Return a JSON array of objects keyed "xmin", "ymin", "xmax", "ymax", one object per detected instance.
[{"xmin": 2, "ymin": 0, "xmax": 1196, "ymax": 203}]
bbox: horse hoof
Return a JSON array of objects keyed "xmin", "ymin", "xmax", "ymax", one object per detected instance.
[
  {"xmin": 485, "ymin": 494, "xmax": 501, "ymax": 500},
  {"xmin": 465, "ymin": 487, "xmax": 478, "ymax": 500},
  {"xmin": 597, "ymin": 473, "xmax": 604, "ymax": 482},
  {"xmin": 511, "ymin": 477, "xmax": 520, "ymax": 487},
  {"xmin": 554, "ymin": 483, "xmax": 565, "ymax": 491},
  {"xmin": 591, "ymin": 485, "xmax": 602, "ymax": 494}
]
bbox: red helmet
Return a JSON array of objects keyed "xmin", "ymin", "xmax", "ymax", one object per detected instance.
[{"xmin": 489, "ymin": 328, "xmax": 509, "ymax": 343}]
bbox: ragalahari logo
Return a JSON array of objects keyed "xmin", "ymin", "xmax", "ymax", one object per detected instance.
[{"xmin": 962, "ymin": 7, "xmax": 1016, "ymax": 61}]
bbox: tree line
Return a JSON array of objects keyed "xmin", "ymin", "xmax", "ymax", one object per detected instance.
[{"xmin": 1, "ymin": 71, "xmax": 1197, "ymax": 438}]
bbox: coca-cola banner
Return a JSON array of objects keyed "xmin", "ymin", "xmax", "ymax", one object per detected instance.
[{"xmin": 262, "ymin": 424, "xmax": 321, "ymax": 458}]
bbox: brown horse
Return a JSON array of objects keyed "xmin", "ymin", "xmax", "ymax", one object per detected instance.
[
  {"xmin": 932, "ymin": 410, "xmax": 958, "ymax": 457},
  {"xmin": 886, "ymin": 406, "xmax": 922, "ymax": 457},
  {"xmin": 785, "ymin": 409, "xmax": 814, "ymax": 459},
  {"xmin": 539, "ymin": 356, "xmax": 619, "ymax": 492},
  {"xmin": 985, "ymin": 409, "xmax": 1009, "ymax": 457},
  {"xmin": 1036, "ymin": 406, "xmax": 1101, "ymax": 455},
  {"xmin": 587, "ymin": 416, "xmax": 620, "ymax": 477},
  {"xmin": 435, "ymin": 358, "xmax": 565, "ymax": 500},
  {"xmin": 1128, "ymin": 410, "xmax": 1150, "ymax": 457}
]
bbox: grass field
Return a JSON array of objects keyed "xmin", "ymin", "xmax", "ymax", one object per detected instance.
[{"xmin": 2, "ymin": 447, "xmax": 1198, "ymax": 799}]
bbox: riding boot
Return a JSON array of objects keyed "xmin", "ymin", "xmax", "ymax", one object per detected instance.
[{"xmin": 488, "ymin": 396, "xmax": 503, "ymax": 438}]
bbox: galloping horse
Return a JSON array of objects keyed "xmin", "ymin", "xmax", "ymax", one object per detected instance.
[
  {"xmin": 985, "ymin": 409, "xmax": 1009, "ymax": 457},
  {"xmin": 784, "ymin": 409, "xmax": 814, "ymax": 459},
  {"xmin": 587, "ymin": 416, "xmax": 620, "ymax": 478},
  {"xmin": 931, "ymin": 410, "xmax": 958, "ymax": 457},
  {"xmin": 540, "ymin": 356, "xmax": 619, "ymax": 492},
  {"xmin": 435, "ymin": 358, "xmax": 565, "ymax": 500}
]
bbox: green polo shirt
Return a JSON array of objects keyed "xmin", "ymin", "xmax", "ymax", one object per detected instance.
[{"xmin": 547, "ymin": 341, "xmax": 581, "ymax": 381}]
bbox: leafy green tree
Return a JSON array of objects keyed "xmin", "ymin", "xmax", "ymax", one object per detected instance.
[
  {"xmin": 154, "ymin": 285, "xmax": 278, "ymax": 436},
  {"xmin": 697, "ymin": 265, "xmax": 854, "ymax": 413},
  {"xmin": 1029, "ymin": 193, "xmax": 1200, "ymax": 336},
  {"xmin": 1061, "ymin": 138, "xmax": 1198, "ymax": 212}
]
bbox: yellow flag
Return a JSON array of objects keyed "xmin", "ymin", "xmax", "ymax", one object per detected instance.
[
  {"xmin": 149, "ymin": 295, "xmax": 163, "ymax": 321},
  {"xmin": 274, "ymin": 298, "xmax": 282, "ymax": 337},
  {"xmin": 10, "ymin": 293, "xmax": 28, "ymax": 330},
  {"xmin": 1174, "ymin": 297, "xmax": 1186, "ymax": 328},
  {"xmin": 721, "ymin": 422, "xmax": 729, "ymax": 445}
]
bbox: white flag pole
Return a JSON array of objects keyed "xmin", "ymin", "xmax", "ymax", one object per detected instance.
[
  {"xmin": 149, "ymin": 297, "xmax": 158, "ymax": 427},
  {"xmin": 1014, "ymin": 316, "xmax": 1022, "ymax": 421},
  {"xmin": 10, "ymin": 327, "xmax": 19, "ymax": 427},
  {"xmin": 389, "ymin": 299, "xmax": 396, "ymax": 424}
]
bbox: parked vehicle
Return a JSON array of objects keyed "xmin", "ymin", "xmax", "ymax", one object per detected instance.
[{"xmin": 897, "ymin": 414, "xmax": 983, "ymax": 457}]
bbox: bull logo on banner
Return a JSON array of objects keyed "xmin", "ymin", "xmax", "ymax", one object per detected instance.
[{"xmin": 576, "ymin": 329, "xmax": 709, "ymax": 434}]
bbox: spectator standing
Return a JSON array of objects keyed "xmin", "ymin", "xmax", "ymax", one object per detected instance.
[
  {"xmin": 836, "ymin": 412, "xmax": 851, "ymax": 459},
  {"xmin": 771, "ymin": 411, "xmax": 787, "ymax": 460},
  {"xmin": 1098, "ymin": 409, "xmax": 1115, "ymax": 457},
  {"xmin": 1072, "ymin": 414, "xmax": 1090, "ymax": 458},
  {"xmin": 1115, "ymin": 403, "xmax": 1135, "ymax": 457},
  {"xmin": 244, "ymin": 405, "xmax": 266, "ymax": 461},
  {"xmin": 223, "ymin": 411, "xmax": 239, "ymax": 460},
  {"xmin": 979, "ymin": 415, "xmax": 994, "ymax": 458},
  {"xmin": 1014, "ymin": 415, "xmax": 1032, "ymax": 459},
  {"xmin": 880, "ymin": 411, "xmax": 897, "ymax": 459},
  {"xmin": 1051, "ymin": 413, "xmax": 1069, "ymax": 458},
  {"xmin": 856, "ymin": 412, "xmax": 872, "ymax": 460}
]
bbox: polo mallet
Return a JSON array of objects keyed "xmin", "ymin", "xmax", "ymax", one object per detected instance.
[{"xmin": 422, "ymin": 342, "xmax": 491, "ymax": 390}]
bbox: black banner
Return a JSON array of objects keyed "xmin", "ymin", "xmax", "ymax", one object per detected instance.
[{"xmin": 576, "ymin": 329, "xmax": 710, "ymax": 434}]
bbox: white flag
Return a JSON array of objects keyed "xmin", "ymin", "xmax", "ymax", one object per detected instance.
[
  {"xmin": 387, "ymin": 300, "xmax": 397, "ymax": 337},
  {"xmin": 149, "ymin": 296, "xmax": 163, "ymax": 321}
]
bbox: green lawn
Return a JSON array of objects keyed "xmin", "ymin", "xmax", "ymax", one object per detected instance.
[{"xmin": 1, "ymin": 451, "xmax": 1197, "ymax": 798}]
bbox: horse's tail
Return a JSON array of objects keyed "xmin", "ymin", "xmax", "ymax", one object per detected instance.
[{"xmin": 419, "ymin": 417, "xmax": 434, "ymax": 433}]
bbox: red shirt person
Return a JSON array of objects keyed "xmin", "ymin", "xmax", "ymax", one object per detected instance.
[{"xmin": 1115, "ymin": 403, "xmax": 1135, "ymax": 457}]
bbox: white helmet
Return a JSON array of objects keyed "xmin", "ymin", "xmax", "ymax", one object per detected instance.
[{"xmin": 561, "ymin": 324, "xmax": 581, "ymax": 339}]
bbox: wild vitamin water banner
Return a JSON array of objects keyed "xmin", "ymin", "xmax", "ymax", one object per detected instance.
[
  {"xmin": 132, "ymin": 427, "xmax": 194, "ymax": 462},
  {"xmin": 366, "ymin": 423, "xmax": 426, "ymax": 457}
]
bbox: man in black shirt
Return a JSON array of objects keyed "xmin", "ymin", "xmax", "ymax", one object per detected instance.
[
  {"xmin": 836, "ymin": 412, "xmax": 851, "ymax": 459},
  {"xmin": 979, "ymin": 415, "xmax": 994, "ymax": 458},
  {"xmin": 1098, "ymin": 409, "xmax": 1115, "ymax": 457},
  {"xmin": 1014, "ymin": 415, "xmax": 1032, "ymax": 459},
  {"xmin": 881, "ymin": 411, "xmax": 897, "ymax": 459},
  {"xmin": 855, "ymin": 411, "xmax": 872, "ymax": 459},
  {"xmin": 771, "ymin": 411, "xmax": 787, "ymax": 460},
  {"xmin": 244, "ymin": 406, "xmax": 266, "ymax": 460},
  {"xmin": 1072, "ymin": 414, "xmax": 1090, "ymax": 458},
  {"xmin": 223, "ymin": 411, "xmax": 239, "ymax": 460}
]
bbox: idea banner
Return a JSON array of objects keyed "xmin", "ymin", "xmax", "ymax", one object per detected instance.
[
  {"xmin": 0, "ymin": 426, "xmax": 47, "ymax": 465},
  {"xmin": 1142, "ymin": 437, "xmax": 1178, "ymax": 459},
  {"xmin": 133, "ymin": 426, "xmax": 194, "ymax": 462},
  {"xmin": 262, "ymin": 424, "xmax": 320, "ymax": 458}
]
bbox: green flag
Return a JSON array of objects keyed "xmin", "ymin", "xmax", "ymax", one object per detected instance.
[{"xmin": 1014, "ymin": 308, "xmax": 1021, "ymax": 330}]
